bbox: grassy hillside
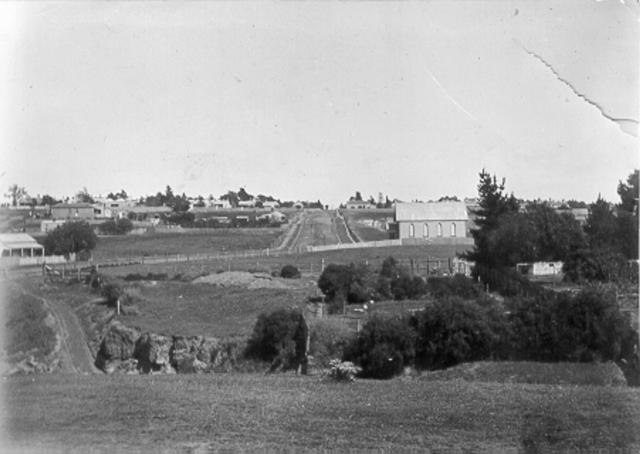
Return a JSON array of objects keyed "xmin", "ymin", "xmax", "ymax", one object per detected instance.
[
  {"xmin": 119, "ymin": 280, "xmax": 316, "ymax": 338},
  {"xmin": 4, "ymin": 374, "xmax": 639, "ymax": 453}
]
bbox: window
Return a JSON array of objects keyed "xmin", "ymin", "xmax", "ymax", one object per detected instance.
[
  {"xmin": 450, "ymin": 223, "xmax": 456, "ymax": 237},
  {"xmin": 423, "ymin": 223, "xmax": 429, "ymax": 237},
  {"xmin": 409, "ymin": 223, "xmax": 415, "ymax": 238},
  {"xmin": 437, "ymin": 223, "xmax": 442, "ymax": 237}
]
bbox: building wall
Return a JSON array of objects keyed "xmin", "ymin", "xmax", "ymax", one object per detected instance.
[
  {"xmin": 51, "ymin": 207, "xmax": 95, "ymax": 220},
  {"xmin": 398, "ymin": 220, "xmax": 467, "ymax": 239}
]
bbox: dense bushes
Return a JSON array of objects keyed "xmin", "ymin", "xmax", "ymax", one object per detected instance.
[
  {"xmin": 426, "ymin": 274, "xmax": 483, "ymax": 299},
  {"xmin": 318, "ymin": 257, "xmax": 485, "ymax": 305},
  {"xmin": 413, "ymin": 297, "xmax": 505, "ymax": 369},
  {"xmin": 337, "ymin": 287, "xmax": 636, "ymax": 379},
  {"xmin": 280, "ymin": 265, "xmax": 301, "ymax": 279},
  {"xmin": 245, "ymin": 308, "xmax": 308, "ymax": 371},
  {"xmin": 506, "ymin": 287, "xmax": 637, "ymax": 363},
  {"xmin": 343, "ymin": 315, "xmax": 416, "ymax": 379},
  {"xmin": 98, "ymin": 218, "xmax": 133, "ymax": 235},
  {"xmin": 43, "ymin": 221, "xmax": 97, "ymax": 258},
  {"xmin": 317, "ymin": 263, "xmax": 377, "ymax": 312}
]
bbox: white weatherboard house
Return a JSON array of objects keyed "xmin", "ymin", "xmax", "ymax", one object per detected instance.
[
  {"xmin": 0, "ymin": 233, "xmax": 45, "ymax": 258},
  {"xmin": 395, "ymin": 201, "xmax": 468, "ymax": 240}
]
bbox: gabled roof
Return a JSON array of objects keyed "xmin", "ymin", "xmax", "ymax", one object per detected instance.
[
  {"xmin": 0, "ymin": 233, "xmax": 44, "ymax": 250},
  {"xmin": 395, "ymin": 201, "xmax": 468, "ymax": 222}
]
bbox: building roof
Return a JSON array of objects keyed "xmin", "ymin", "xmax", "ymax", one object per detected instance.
[
  {"xmin": 0, "ymin": 233, "xmax": 44, "ymax": 250},
  {"xmin": 395, "ymin": 201, "xmax": 469, "ymax": 222},
  {"xmin": 52, "ymin": 203, "xmax": 95, "ymax": 209},
  {"xmin": 128, "ymin": 206, "xmax": 173, "ymax": 214}
]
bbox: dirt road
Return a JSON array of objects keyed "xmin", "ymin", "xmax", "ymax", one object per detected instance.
[{"xmin": 21, "ymin": 285, "xmax": 100, "ymax": 375}]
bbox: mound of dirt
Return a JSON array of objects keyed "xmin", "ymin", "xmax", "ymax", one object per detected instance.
[
  {"xmin": 420, "ymin": 361, "xmax": 628, "ymax": 387},
  {"xmin": 192, "ymin": 271, "xmax": 290, "ymax": 289}
]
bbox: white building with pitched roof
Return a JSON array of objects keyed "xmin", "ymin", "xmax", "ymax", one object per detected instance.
[
  {"xmin": 0, "ymin": 233, "xmax": 45, "ymax": 258},
  {"xmin": 394, "ymin": 201, "xmax": 468, "ymax": 240}
]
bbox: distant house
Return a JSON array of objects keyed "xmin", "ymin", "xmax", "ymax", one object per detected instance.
[
  {"xmin": 345, "ymin": 199, "xmax": 376, "ymax": 210},
  {"xmin": 207, "ymin": 199, "xmax": 232, "ymax": 209},
  {"xmin": 516, "ymin": 261, "xmax": 563, "ymax": 277},
  {"xmin": 262, "ymin": 201, "xmax": 280, "ymax": 210},
  {"xmin": 50, "ymin": 203, "xmax": 95, "ymax": 221},
  {"xmin": 556, "ymin": 207, "xmax": 589, "ymax": 226},
  {"xmin": 0, "ymin": 233, "xmax": 44, "ymax": 258},
  {"xmin": 257, "ymin": 211, "xmax": 287, "ymax": 224},
  {"xmin": 394, "ymin": 201, "xmax": 468, "ymax": 240},
  {"xmin": 127, "ymin": 206, "xmax": 172, "ymax": 223},
  {"xmin": 238, "ymin": 199, "xmax": 256, "ymax": 208}
]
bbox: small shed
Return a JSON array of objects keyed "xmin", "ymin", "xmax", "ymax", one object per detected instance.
[
  {"xmin": 0, "ymin": 233, "xmax": 45, "ymax": 258},
  {"xmin": 516, "ymin": 261, "xmax": 564, "ymax": 276}
]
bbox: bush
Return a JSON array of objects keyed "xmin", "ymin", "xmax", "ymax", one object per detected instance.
[
  {"xmin": 413, "ymin": 297, "xmax": 504, "ymax": 370},
  {"xmin": 427, "ymin": 274, "xmax": 483, "ymax": 300},
  {"xmin": 43, "ymin": 221, "xmax": 97, "ymax": 258},
  {"xmin": 376, "ymin": 257, "xmax": 426, "ymax": 300},
  {"xmin": 343, "ymin": 315, "xmax": 416, "ymax": 379},
  {"xmin": 390, "ymin": 275, "xmax": 426, "ymax": 300},
  {"xmin": 318, "ymin": 263, "xmax": 377, "ymax": 304},
  {"xmin": 280, "ymin": 265, "xmax": 301, "ymax": 279},
  {"xmin": 101, "ymin": 282, "xmax": 122, "ymax": 307},
  {"xmin": 308, "ymin": 318, "xmax": 354, "ymax": 368},
  {"xmin": 245, "ymin": 308, "xmax": 308, "ymax": 371},
  {"xmin": 506, "ymin": 287, "xmax": 637, "ymax": 363},
  {"xmin": 98, "ymin": 218, "xmax": 134, "ymax": 235}
]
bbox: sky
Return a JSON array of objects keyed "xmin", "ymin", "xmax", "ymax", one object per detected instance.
[{"xmin": 0, "ymin": 1, "xmax": 638, "ymax": 207}]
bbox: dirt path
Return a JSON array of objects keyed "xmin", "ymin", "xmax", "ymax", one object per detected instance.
[{"xmin": 21, "ymin": 287, "xmax": 100, "ymax": 375}]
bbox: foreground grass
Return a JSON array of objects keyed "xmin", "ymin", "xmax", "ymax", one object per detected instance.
[{"xmin": 2, "ymin": 373, "xmax": 639, "ymax": 453}]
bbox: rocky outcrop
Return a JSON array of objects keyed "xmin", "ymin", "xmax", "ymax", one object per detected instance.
[
  {"xmin": 95, "ymin": 321, "xmax": 141, "ymax": 372},
  {"xmin": 133, "ymin": 333, "xmax": 174, "ymax": 374},
  {"xmin": 170, "ymin": 336, "xmax": 240, "ymax": 373},
  {"xmin": 95, "ymin": 323, "xmax": 241, "ymax": 374}
]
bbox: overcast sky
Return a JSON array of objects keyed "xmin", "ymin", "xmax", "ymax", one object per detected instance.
[{"xmin": 0, "ymin": 1, "xmax": 638, "ymax": 207}]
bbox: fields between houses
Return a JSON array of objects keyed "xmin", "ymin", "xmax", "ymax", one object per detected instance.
[
  {"xmin": 90, "ymin": 243, "xmax": 473, "ymax": 279},
  {"xmin": 3, "ymin": 373, "xmax": 639, "ymax": 453},
  {"xmin": 91, "ymin": 228, "xmax": 284, "ymax": 261}
]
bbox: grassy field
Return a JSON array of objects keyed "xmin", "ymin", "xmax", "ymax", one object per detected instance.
[
  {"xmin": 3, "ymin": 373, "xmax": 639, "ymax": 453},
  {"xmin": 91, "ymin": 228, "xmax": 283, "ymax": 261}
]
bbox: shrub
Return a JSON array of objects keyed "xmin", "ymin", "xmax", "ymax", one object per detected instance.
[
  {"xmin": 308, "ymin": 318, "xmax": 354, "ymax": 368},
  {"xmin": 318, "ymin": 263, "xmax": 377, "ymax": 304},
  {"xmin": 413, "ymin": 297, "xmax": 504, "ymax": 370},
  {"xmin": 98, "ymin": 218, "xmax": 134, "ymax": 235},
  {"xmin": 390, "ymin": 275, "xmax": 426, "ymax": 300},
  {"xmin": 245, "ymin": 308, "xmax": 308, "ymax": 371},
  {"xmin": 427, "ymin": 274, "xmax": 483, "ymax": 300},
  {"xmin": 280, "ymin": 265, "xmax": 301, "ymax": 279},
  {"xmin": 101, "ymin": 282, "xmax": 122, "ymax": 307},
  {"xmin": 43, "ymin": 221, "xmax": 97, "ymax": 258},
  {"xmin": 377, "ymin": 257, "xmax": 426, "ymax": 300},
  {"xmin": 326, "ymin": 359, "xmax": 361, "ymax": 382},
  {"xmin": 343, "ymin": 315, "xmax": 416, "ymax": 379},
  {"xmin": 506, "ymin": 287, "xmax": 637, "ymax": 363}
]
